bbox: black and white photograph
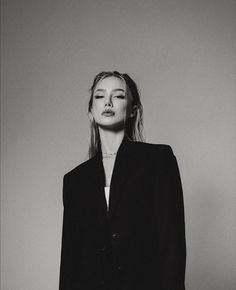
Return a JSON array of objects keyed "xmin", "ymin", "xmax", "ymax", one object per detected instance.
[{"xmin": 1, "ymin": 1, "xmax": 235, "ymax": 290}]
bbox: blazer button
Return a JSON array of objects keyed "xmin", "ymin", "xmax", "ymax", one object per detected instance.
[
  {"xmin": 111, "ymin": 233, "xmax": 120, "ymax": 247},
  {"xmin": 111, "ymin": 233, "xmax": 119, "ymax": 238},
  {"xmin": 117, "ymin": 265, "xmax": 123, "ymax": 271}
]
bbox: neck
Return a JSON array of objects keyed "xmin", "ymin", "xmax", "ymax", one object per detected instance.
[{"xmin": 98, "ymin": 129, "xmax": 125, "ymax": 154}]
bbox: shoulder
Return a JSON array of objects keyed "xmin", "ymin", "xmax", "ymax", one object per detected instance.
[
  {"xmin": 127, "ymin": 140, "xmax": 177, "ymax": 170},
  {"xmin": 130, "ymin": 140, "xmax": 174, "ymax": 157},
  {"xmin": 63, "ymin": 157, "xmax": 95, "ymax": 180},
  {"xmin": 132, "ymin": 142, "xmax": 182, "ymax": 180}
]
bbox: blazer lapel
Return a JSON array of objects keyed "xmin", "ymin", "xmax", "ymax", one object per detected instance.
[
  {"xmin": 109, "ymin": 137, "xmax": 132, "ymax": 219},
  {"xmin": 91, "ymin": 153, "xmax": 107, "ymax": 216},
  {"xmin": 93, "ymin": 136, "xmax": 135, "ymax": 220}
]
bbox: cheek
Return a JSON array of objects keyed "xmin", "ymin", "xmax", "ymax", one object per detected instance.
[
  {"xmin": 120, "ymin": 103, "xmax": 130, "ymax": 116},
  {"xmin": 90, "ymin": 107, "xmax": 98, "ymax": 120},
  {"xmin": 91, "ymin": 102, "xmax": 102, "ymax": 113},
  {"xmin": 118, "ymin": 101, "xmax": 129, "ymax": 111},
  {"xmin": 116, "ymin": 105, "xmax": 127, "ymax": 117}
]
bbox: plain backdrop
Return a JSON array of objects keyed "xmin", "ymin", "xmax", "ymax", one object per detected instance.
[{"xmin": 1, "ymin": 0, "xmax": 235, "ymax": 289}]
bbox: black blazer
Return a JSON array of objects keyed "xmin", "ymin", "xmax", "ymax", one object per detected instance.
[{"xmin": 59, "ymin": 136, "xmax": 186, "ymax": 290}]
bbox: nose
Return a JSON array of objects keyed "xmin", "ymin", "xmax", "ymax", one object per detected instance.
[{"xmin": 105, "ymin": 95, "xmax": 113, "ymax": 107}]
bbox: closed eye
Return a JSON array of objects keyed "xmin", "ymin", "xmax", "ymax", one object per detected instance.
[
  {"xmin": 114, "ymin": 95, "xmax": 125, "ymax": 99},
  {"xmin": 94, "ymin": 95, "xmax": 104, "ymax": 99}
]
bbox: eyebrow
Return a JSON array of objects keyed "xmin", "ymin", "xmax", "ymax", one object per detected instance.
[{"xmin": 94, "ymin": 88, "xmax": 125, "ymax": 93}]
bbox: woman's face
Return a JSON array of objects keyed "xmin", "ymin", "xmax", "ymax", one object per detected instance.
[{"xmin": 90, "ymin": 76, "xmax": 132, "ymax": 130}]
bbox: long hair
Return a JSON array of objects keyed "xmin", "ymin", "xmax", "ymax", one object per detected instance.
[{"xmin": 87, "ymin": 71, "xmax": 144, "ymax": 158}]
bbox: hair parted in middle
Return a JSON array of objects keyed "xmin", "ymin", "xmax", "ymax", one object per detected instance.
[{"xmin": 88, "ymin": 71, "xmax": 145, "ymax": 159}]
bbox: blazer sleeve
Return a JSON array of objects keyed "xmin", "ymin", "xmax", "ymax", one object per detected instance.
[
  {"xmin": 155, "ymin": 147, "xmax": 186, "ymax": 290},
  {"xmin": 59, "ymin": 175, "xmax": 69, "ymax": 289},
  {"xmin": 59, "ymin": 174, "xmax": 80, "ymax": 290}
]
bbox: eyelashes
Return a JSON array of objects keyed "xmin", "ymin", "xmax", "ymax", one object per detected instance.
[
  {"xmin": 115, "ymin": 95, "xmax": 125, "ymax": 99},
  {"xmin": 94, "ymin": 95, "xmax": 125, "ymax": 99}
]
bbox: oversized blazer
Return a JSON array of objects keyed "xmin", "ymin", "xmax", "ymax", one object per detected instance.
[{"xmin": 59, "ymin": 136, "xmax": 186, "ymax": 290}]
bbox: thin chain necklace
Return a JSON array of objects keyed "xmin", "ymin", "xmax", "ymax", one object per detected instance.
[{"xmin": 102, "ymin": 152, "xmax": 117, "ymax": 158}]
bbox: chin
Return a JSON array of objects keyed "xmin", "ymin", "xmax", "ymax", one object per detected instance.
[{"xmin": 97, "ymin": 120, "xmax": 125, "ymax": 131}]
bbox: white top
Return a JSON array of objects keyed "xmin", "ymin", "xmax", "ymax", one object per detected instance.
[{"xmin": 104, "ymin": 186, "xmax": 110, "ymax": 208}]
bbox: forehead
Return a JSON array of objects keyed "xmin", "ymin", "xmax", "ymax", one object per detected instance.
[{"xmin": 94, "ymin": 76, "xmax": 125, "ymax": 91}]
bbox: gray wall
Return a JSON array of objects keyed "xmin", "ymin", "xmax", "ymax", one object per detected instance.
[{"xmin": 1, "ymin": 0, "xmax": 235, "ymax": 289}]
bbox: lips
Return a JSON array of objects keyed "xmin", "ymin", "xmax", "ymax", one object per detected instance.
[{"xmin": 102, "ymin": 110, "xmax": 115, "ymax": 116}]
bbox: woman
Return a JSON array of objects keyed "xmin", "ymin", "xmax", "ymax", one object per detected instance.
[{"xmin": 59, "ymin": 71, "xmax": 186, "ymax": 290}]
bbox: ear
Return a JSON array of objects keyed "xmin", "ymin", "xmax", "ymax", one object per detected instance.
[{"xmin": 129, "ymin": 105, "xmax": 138, "ymax": 118}]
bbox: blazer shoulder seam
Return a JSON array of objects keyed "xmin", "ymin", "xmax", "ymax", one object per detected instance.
[{"xmin": 64, "ymin": 157, "xmax": 94, "ymax": 179}]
